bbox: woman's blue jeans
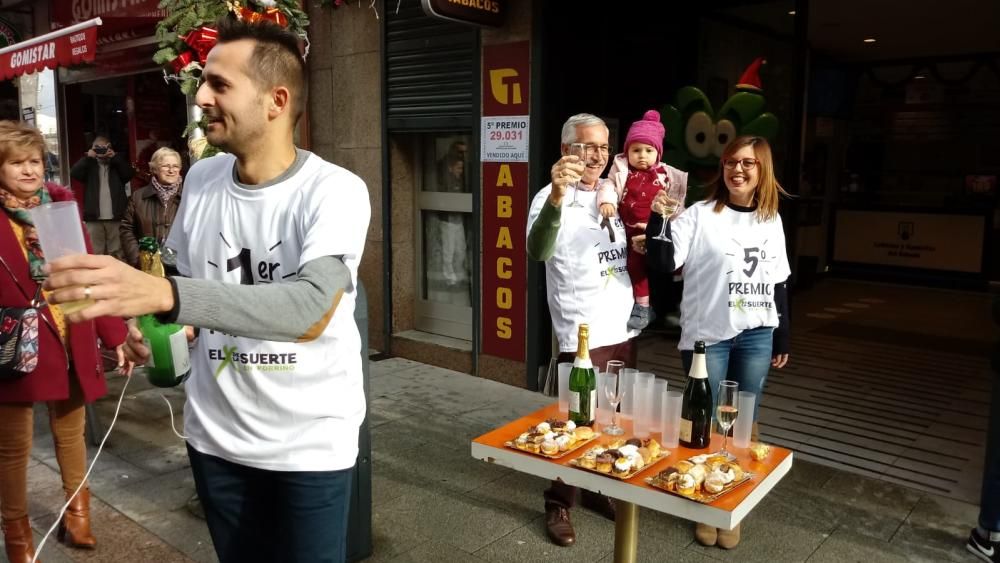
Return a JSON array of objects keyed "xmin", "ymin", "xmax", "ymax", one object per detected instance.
[{"xmin": 681, "ymin": 326, "xmax": 773, "ymax": 423}]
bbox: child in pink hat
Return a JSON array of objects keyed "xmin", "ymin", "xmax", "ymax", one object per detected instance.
[{"xmin": 598, "ymin": 109, "xmax": 688, "ymax": 330}]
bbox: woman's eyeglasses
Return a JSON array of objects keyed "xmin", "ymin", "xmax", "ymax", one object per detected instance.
[
  {"xmin": 722, "ymin": 158, "xmax": 758, "ymax": 170},
  {"xmin": 158, "ymin": 164, "xmax": 182, "ymax": 171}
]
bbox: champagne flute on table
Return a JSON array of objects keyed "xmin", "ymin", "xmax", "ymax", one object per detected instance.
[
  {"xmin": 716, "ymin": 380, "xmax": 739, "ymax": 456},
  {"xmin": 566, "ymin": 142, "xmax": 588, "ymax": 208},
  {"xmin": 652, "ymin": 181, "xmax": 678, "ymax": 241},
  {"xmin": 602, "ymin": 372, "xmax": 626, "ymax": 436}
]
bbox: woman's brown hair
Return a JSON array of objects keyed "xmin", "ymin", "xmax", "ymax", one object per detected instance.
[
  {"xmin": 707, "ymin": 135, "xmax": 789, "ymax": 222},
  {"xmin": 0, "ymin": 120, "xmax": 46, "ymax": 164}
]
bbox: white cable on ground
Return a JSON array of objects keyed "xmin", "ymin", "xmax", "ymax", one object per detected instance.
[
  {"xmin": 161, "ymin": 393, "xmax": 188, "ymax": 440},
  {"xmin": 31, "ymin": 376, "xmax": 131, "ymax": 563}
]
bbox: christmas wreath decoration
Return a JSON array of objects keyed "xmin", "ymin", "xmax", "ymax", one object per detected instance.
[{"xmin": 153, "ymin": 0, "xmax": 310, "ymax": 97}]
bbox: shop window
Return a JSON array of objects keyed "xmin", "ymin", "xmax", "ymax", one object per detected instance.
[{"xmin": 415, "ymin": 133, "xmax": 473, "ymax": 340}]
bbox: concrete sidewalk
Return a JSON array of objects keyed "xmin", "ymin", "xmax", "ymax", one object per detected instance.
[{"xmin": 10, "ymin": 357, "xmax": 982, "ymax": 562}]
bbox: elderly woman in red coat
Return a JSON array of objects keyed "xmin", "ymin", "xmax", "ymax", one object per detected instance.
[{"xmin": 0, "ymin": 121, "xmax": 129, "ymax": 563}]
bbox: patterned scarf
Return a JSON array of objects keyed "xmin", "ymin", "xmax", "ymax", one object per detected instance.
[
  {"xmin": 151, "ymin": 175, "xmax": 182, "ymax": 206},
  {"xmin": 0, "ymin": 186, "xmax": 51, "ymax": 280}
]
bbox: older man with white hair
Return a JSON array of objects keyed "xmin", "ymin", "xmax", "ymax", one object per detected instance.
[{"xmin": 526, "ymin": 113, "xmax": 639, "ymax": 546}]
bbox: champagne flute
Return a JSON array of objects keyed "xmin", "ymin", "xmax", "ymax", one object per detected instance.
[
  {"xmin": 566, "ymin": 143, "xmax": 588, "ymax": 208},
  {"xmin": 716, "ymin": 380, "xmax": 739, "ymax": 456},
  {"xmin": 652, "ymin": 181, "xmax": 678, "ymax": 241},
  {"xmin": 605, "ymin": 360, "xmax": 624, "ymax": 378},
  {"xmin": 602, "ymin": 372, "xmax": 626, "ymax": 436}
]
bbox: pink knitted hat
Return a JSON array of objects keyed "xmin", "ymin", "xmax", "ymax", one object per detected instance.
[{"xmin": 623, "ymin": 110, "xmax": 665, "ymax": 160}]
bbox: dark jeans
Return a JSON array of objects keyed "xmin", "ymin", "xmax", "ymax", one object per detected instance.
[
  {"xmin": 682, "ymin": 326, "xmax": 773, "ymax": 422},
  {"xmin": 545, "ymin": 339, "xmax": 636, "ymax": 510},
  {"xmin": 187, "ymin": 444, "xmax": 354, "ymax": 563},
  {"xmin": 980, "ymin": 370, "xmax": 1000, "ymax": 532}
]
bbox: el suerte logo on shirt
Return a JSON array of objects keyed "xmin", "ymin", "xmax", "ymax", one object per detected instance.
[{"xmin": 203, "ymin": 232, "xmax": 301, "ymax": 377}]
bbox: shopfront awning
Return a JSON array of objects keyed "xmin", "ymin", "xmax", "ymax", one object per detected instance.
[{"xmin": 0, "ymin": 18, "xmax": 101, "ymax": 81}]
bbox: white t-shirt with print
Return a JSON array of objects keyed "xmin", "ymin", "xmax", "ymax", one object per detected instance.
[
  {"xmin": 166, "ymin": 151, "xmax": 370, "ymax": 472},
  {"xmin": 526, "ymin": 185, "xmax": 639, "ymax": 353},
  {"xmin": 671, "ymin": 201, "xmax": 790, "ymax": 351}
]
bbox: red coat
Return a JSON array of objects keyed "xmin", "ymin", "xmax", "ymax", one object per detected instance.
[{"xmin": 0, "ymin": 184, "xmax": 127, "ymax": 404}]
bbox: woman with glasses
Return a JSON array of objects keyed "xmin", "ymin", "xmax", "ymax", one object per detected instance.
[
  {"xmin": 643, "ymin": 135, "xmax": 791, "ymax": 550},
  {"xmin": 120, "ymin": 147, "xmax": 185, "ymax": 268}
]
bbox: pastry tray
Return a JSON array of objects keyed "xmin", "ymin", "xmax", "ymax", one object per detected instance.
[
  {"xmin": 568, "ymin": 451, "xmax": 670, "ymax": 480},
  {"xmin": 645, "ymin": 471, "xmax": 754, "ymax": 503},
  {"xmin": 504, "ymin": 433, "xmax": 600, "ymax": 460}
]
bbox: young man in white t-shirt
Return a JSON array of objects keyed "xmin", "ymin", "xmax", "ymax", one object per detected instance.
[
  {"xmin": 46, "ymin": 18, "xmax": 369, "ymax": 563},
  {"xmin": 526, "ymin": 114, "xmax": 639, "ymax": 547}
]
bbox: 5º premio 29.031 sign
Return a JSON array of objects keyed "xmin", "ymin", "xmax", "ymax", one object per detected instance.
[{"xmin": 421, "ymin": 0, "xmax": 503, "ymax": 27}]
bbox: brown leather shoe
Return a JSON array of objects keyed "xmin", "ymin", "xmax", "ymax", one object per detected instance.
[
  {"xmin": 580, "ymin": 491, "xmax": 616, "ymax": 521},
  {"xmin": 717, "ymin": 523, "xmax": 741, "ymax": 549},
  {"xmin": 694, "ymin": 522, "xmax": 718, "ymax": 546},
  {"xmin": 2, "ymin": 516, "xmax": 39, "ymax": 563},
  {"xmin": 58, "ymin": 488, "xmax": 96, "ymax": 548},
  {"xmin": 545, "ymin": 506, "xmax": 576, "ymax": 547}
]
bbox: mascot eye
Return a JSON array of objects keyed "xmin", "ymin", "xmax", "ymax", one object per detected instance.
[
  {"xmin": 713, "ymin": 120, "xmax": 737, "ymax": 158},
  {"xmin": 685, "ymin": 112, "xmax": 715, "ymax": 159}
]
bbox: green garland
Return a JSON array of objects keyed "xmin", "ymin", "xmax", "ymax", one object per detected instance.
[
  {"xmin": 153, "ymin": 0, "xmax": 309, "ymax": 96},
  {"xmin": 152, "ymin": 0, "xmax": 309, "ymax": 158}
]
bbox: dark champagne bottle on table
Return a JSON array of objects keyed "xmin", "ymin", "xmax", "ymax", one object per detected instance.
[
  {"xmin": 680, "ymin": 340, "xmax": 712, "ymax": 449},
  {"xmin": 568, "ymin": 324, "xmax": 596, "ymax": 426}
]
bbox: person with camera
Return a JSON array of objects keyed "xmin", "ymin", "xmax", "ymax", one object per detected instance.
[{"xmin": 71, "ymin": 135, "xmax": 135, "ymax": 259}]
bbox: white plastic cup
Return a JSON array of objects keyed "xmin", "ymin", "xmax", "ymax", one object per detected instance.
[
  {"xmin": 28, "ymin": 201, "xmax": 93, "ymax": 314},
  {"xmin": 662, "ymin": 390, "xmax": 684, "ymax": 448},
  {"xmin": 29, "ymin": 201, "xmax": 86, "ymax": 261},
  {"xmin": 620, "ymin": 368, "xmax": 638, "ymax": 420},
  {"xmin": 557, "ymin": 362, "xmax": 573, "ymax": 416},
  {"xmin": 634, "ymin": 372, "xmax": 655, "ymax": 438},
  {"xmin": 596, "ymin": 372, "xmax": 611, "ymax": 425},
  {"xmin": 733, "ymin": 391, "xmax": 757, "ymax": 448},
  {"xmin": 652, "ymin": 379, "xmax": 668, "ymax": 438}
]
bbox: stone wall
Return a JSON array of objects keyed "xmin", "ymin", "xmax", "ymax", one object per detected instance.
[{"xmin": 306, "ymin": 2, "xmax": 385, "ymax": 351}]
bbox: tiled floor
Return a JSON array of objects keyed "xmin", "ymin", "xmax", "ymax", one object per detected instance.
[{"xmin": 637, "ymin": 278, "xmax": 993, "ymax": 504}]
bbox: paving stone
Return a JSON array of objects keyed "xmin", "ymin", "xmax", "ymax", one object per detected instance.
[
  {"xmin": 377, "ymin": 488, "xmax": 529, "ymax": 553},
  {"xmin": 390, "ymin": 539, "xmax": 488, "ymax": 563},
  {"xmin": 769, "ymin": 466, "xmax": 921, "ymax": 542},
  {"xmin": 472, "ymin": 512, "xmax": 614, "ymax": 563},
  {"xmin": 806, "ymin": 528, "xmax": 911, "ymax": 563}
]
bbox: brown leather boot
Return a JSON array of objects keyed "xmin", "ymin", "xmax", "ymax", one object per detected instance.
[
  {"xmin": 58, "ymin": 488, "xmax": 96, "ymax": 548},
  {"xmin": 694, "ymin": 522, "xmax": 718, "ymax": 546},
  {"xmin": 2, "ymin": 516, "xmax": 39, "ymax": 563},
  {"xmin": 717, "ymin": 523, "xmax": 741, "ymax": 549},
  {"xmin": 544, "ymin": 506, "xmax": 576, "ymax": 547}
]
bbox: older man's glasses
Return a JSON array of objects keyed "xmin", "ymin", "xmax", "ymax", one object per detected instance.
[
  {"xmin": 158, "ymin": 164, "xmax": 182, "ymax": 171},
  {"xmin": 578, "ymin": 143, "xmax": 611, "ymax": 157},
  {"xmin": 722, "ymin": 158, "xmax": 759, "ymax": 170}
]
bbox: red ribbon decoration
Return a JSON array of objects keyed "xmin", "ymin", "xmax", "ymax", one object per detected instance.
[
  {"xmin": 182, "ymin": 26, "xmax": 219, "ymax": 63},
  {"xmin": 239, "ymin": 7, "xmax": 289, "ymax": 28},
  {"xmin": 170, "ymin": 50, "xmax": 193, "ymax": 74}
]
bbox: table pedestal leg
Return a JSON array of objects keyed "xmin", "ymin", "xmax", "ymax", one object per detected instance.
[{"xmin": 613, "ymin": 500, "xmax": 638, "ymax": 563}]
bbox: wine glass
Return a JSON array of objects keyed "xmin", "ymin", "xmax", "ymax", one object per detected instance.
[
  {"xmin": 652, "ymin": 181, "xmax": 678, "ymax": 241},
  {"xmin": 605, "ymin": 360, "xmax": 624, "ymax": 378},
  {"xmin": 716, "ymin": 380, "xmax": 739, "ymax": 456},
  {"xmin": 602, "ymin": 372, "xmax": 626, "ymax": 436},
  {"xmin": 566, "ymin": 143, "xmax": 588, "ymax": 208}
]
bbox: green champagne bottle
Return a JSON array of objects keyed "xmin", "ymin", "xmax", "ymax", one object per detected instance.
[
  {"xmin": 137, "ymin": 237, "xmax": 191, "ymax": 388},
  {"xmin": 568, "ymin": 324, "xmax": 597, "ymax": 426}
]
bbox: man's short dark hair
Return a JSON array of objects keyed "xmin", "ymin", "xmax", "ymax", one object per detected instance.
[{"xmin": 215, "ymin": 16, "xmax": 308, "ymax": 125}]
